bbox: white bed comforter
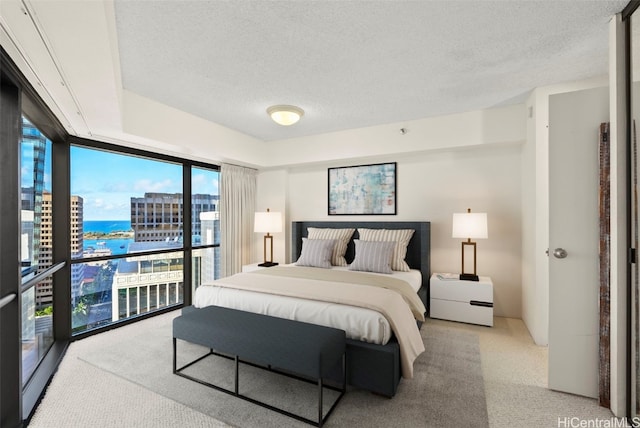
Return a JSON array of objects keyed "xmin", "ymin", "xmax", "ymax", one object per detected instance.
[
  {"xmin": 194, "ymin": 265, "xmax": 423, "ymax": 345},
  {"xmin": 195, "ymin": 265, "xmax": 426, "ymax": 378}
]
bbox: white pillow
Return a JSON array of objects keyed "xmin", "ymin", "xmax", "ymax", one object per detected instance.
[
  {"xmin": 295, "ymin": 238, "xmax": 336, "ymax": 269},
  {"xmin": 348, "ymin": 240, "xmax": 395, "ymax": 274},
  {"xmin": 307, "ymin": 227, "xmax": 355, "ymax": 266},
  {"xmin": 357, "ymin": 228, "xmax": 415, "ymax": 272}
]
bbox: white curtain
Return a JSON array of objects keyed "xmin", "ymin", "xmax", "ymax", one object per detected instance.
[{"xmin": 220, "ymin": 163, "xmax": 257, "ymax": 277}]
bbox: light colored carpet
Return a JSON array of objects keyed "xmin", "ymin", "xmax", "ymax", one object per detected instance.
[
  {"xmin": 432, "ymin": 317, "xmax": 618, "ymax": 428},
  {"xmin": 29, "ymin": 310, "xmax": 488, "ymax": 428},
  {"xmin": 28, "ymin": 313, "xmax": 619, "ymax": 428}
]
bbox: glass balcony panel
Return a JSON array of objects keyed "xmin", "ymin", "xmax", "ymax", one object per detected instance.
[
  {"xmin": 191, "ymin": 167, "xmax": 219, "ymax": 247},
  {"xmin": 191, "ymin": 247, "xmax": 220, "ymax": 297},
  {"xmin": 21, "ymin": 277, "xmax": 54, "ymax": 386},
  {"xmin": 71, "ymin": 251, "xmax": 184, "ymax": 335}
]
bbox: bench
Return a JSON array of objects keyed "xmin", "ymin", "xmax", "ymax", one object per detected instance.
[{"xmin": 173, "ymin": 305, "xmax": 347, "ymax": 427}]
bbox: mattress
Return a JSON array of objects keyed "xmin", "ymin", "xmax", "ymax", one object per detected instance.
[{"xmin": 194, "ymin": 265, "xmax": 423, "ymax": 345}]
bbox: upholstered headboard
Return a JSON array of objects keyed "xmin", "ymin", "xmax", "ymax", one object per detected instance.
[{"xmin": 291, "ymin": 221, "xmax": 431, "ymax": 307}]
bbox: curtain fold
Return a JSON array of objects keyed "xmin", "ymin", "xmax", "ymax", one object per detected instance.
[{"xmin": 220, "ymin": 163, "xmax": 257, "ymax": 277}]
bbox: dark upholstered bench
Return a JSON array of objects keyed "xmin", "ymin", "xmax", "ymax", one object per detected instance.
[{"xmin": 173, "ymin": 305, "xmax": 346, "ymax": 427}]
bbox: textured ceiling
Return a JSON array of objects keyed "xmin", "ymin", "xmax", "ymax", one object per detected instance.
[{"xmin": 114, "ymin": 0, "xmax": 627, "ymax": 142}]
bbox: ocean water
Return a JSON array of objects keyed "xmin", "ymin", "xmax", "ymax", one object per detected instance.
[
  {"xmin": 84, "ymin": 220, "xmax": 132, "ymax": 233},
  {"xmin": 84, "ymin": 238, "xmax": 131, "ymax": 256},
  {"xmin": 83, "ymin": 220, "xmax": 132, "ymax": 256}
]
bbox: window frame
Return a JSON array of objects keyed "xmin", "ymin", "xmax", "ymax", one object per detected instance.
[
  {"xmin": 0, "ymin": 46, "xmax": 221, "ymax": 424},
  {"xmin": 66, "ymin": 138, "xmax": 220, "ymax": 339}
]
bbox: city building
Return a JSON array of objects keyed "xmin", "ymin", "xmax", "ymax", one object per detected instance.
[
  {"xmin": 111, "ymin": 241, "xmax": 184, "ymax": 321},
  {"xmin": 130, "ymin": 192, "xmax": 218, "ymax": 243},
  {"xmin": 33, "ymin": 194, "xmax": 85, "ymax": 308}
]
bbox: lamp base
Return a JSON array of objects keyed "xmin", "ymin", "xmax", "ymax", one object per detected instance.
[
  {"xmin": 460, "ymin": 273, "xmax": 479, "ymax": 282},
  {"xmin": 258, "ymin": 262, "xmax": 279, "ymax": 267}
]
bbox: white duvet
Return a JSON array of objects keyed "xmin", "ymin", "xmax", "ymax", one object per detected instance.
[{"xmin": 194, "ymin": 265, "xmax": 423, "ymax": 345}]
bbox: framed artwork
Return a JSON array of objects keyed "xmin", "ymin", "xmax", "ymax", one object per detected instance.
[{"xmin": 328, "ymin": 162, "xmax": 397, "ymax": 215}]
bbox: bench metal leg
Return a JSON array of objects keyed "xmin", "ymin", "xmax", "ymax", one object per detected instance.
[
  {"xmin": 318, "ymin": 377, "xmax": 323, "ymax": 427},
  {"xmin": 174, "ymin": 339, "xmax": 346, "ymax": 427},
  {"xmin": 234, "ymin": 355, "xmax": 239, "ymax": 396},
  {"xmin": 172, "ymin": 338, "xmax": 176, "ymax": 373}
]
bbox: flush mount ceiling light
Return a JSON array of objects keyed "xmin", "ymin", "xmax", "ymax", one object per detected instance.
[{"xmin": 267, "ymin": 105, "xmax": 304, "ymax": 126}]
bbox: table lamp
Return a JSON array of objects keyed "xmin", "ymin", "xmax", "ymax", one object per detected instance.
[
  {"xmin": 452, "ymin": 208, "xmax": 488, "ymax": 281},
  {"xmin": 254, "ymin": 208, "xmax": 282, "ymax": 267}
]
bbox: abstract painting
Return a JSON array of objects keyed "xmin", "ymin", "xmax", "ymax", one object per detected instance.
[{"xmin": 328, "ymin": 162, "xmax": 396, "ymax": 215}]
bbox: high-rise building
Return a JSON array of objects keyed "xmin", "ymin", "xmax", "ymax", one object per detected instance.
[
  {"xmin": 130, "ymin": 192, "xmax": 218, "ymax": 243},
  {"xmin": 70, "ymin": 196, "xmax": 84, "ymax": 303},
  {"xmin": 111, "ymin": 241, "xmax": 184, "ymax": 321},
  {"xmin": 114, "ymin": 192, "xmax": 220, "ymax": 321},
  {"xmin": 130, "ymin": 192, "xmax": 181, "ymax": 242},
  {"xmin": 34, "ymin": 194, "xmax": 85, "ymax": 308},
  {"xmin": 20, "ymin": 117, "xmax": 47, "ymax": 275},
  {"xmin": 197, "ymin": 211, "xmax": 220, "ymax": 283}
]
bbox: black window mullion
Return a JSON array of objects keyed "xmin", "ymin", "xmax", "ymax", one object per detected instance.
[
  {"xmin": 183, "ymin": 164, "xmax": 192, "ymax": 306},
  {"xmin": 0, "ymin": 66, "xmax": 24, "ymax": 428},
  {"xmin": 52, "ymin": 138, "xmax": 71, "ymax": 341}
]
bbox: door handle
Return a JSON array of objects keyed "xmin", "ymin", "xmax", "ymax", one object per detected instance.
[{"xmin": 553, "ymin": 248, "xmax": 568, "ymax": 259}]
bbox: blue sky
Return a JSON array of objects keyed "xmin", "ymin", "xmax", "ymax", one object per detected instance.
[{"xmin": 70, "ymin": 146, "xmax": 219, "ymax": 221}]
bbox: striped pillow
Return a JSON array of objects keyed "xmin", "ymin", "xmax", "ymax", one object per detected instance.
[
  {"xmin": 348, "ymin": 240, "xmax": 395, "ymax": 274},
  {"xmin": 295, "ymin": 238, "xmax": 336, "ymax": 269},
  {"xmin": 307, "ymin": 227, "xmax": 355, "ymax": 266},
  {"xmin": 357, "ymin": 228, "xmax": 415, "ymax": 272}
]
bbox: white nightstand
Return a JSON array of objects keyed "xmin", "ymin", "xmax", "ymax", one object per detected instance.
[
  {"xmin": 430, "ymin": 274, "xmax": 493, "ymax": 326},
  {"xmin": 242, "ymin": 263, "xmax": 266, "ymax": 273}
]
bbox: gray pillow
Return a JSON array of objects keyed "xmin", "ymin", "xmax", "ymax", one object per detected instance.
[
  {"xmin": 357, "ymin": 228, "xmax": 415, "ymax": 271},
  {"xmin": 295, "ymin": 238, "xmax": 336, "ymax": 269},
  {"xmin": 348, "ymin": 240, "xmax": 395, "ymax": 274}
]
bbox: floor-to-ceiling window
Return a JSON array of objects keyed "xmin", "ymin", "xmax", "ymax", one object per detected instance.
[
  {"xmin": 69, "ymin": 146, "xmax": 188, "ymax": 334},
  {"xmin": 0, "ymin": 47, "xmax": 221, "ymax": 426},
  {"xmin": 20, "ymin": 116, "xmax": 55, "ymax": 386},
  {"xmin": 65, "ymin": 142, "xmax": 222, "ymax": 339},
  {"xmin": 191, "ymin": 167, "xmax": 220, "ymax": 295}
]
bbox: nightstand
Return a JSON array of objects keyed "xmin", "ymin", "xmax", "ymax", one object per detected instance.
[
  {"xmin": 242, "ymin": 263, "xmax": 266, "ymax": 273},
  {"xmin": 430, "ymin": 274, "xmax": 493, "ymax": 326}
]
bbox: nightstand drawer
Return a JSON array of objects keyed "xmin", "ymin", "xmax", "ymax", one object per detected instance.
[
  {"xmin": 430, "ymin": 299, "xmax": 493, "ymax": 326},
  {"xmin": 430, "ymin": 276, "xmax": 493, "ymax": 303}
]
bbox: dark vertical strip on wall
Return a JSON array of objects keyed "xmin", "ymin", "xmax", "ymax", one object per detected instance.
[
  {"xmin": 0, "ymin": 73, "xmax": 23, "ymax": 428},
  {"xmin": 627, "ymin": 116, "xmax": 640, "ymax": 416},
  {"xmin": 624, "ymin": 9, "xmax": 636, "ymax": 420},
  {"xmin": 599, "ymin": 122, "xmax": 612, "ymax": 408}
]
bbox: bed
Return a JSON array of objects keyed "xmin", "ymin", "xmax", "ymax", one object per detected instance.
[{"xmin": 194, "ymin": 221, "xmax": 431, "ymax": 397}]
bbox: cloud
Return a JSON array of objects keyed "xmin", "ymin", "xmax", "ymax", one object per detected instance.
[
  {"xmin": 133, "ymin": 178, "xmax": 178, "ymax": 193},
  {"xmin": 81, "ymin": 197, "xmax": 131, "ymax": 220},
  {"xmin": 192, "ymin": 172, "xmax": 219, "ymax": 195}
]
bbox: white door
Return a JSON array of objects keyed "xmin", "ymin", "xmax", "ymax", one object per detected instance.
[{"xmin": 548, "ymin": 86, "xmax": 609, "ymax": 398}]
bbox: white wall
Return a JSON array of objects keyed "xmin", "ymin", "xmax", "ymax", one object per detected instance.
[
  {"xmin": 255, "ymin": 170, "xmax": 288, "ymax": 264},
  {"xmin": 262, "ymin": 105, "xmax": 525, "ymax": 167},
  {"xmin": 251, "ymin": 104, "xmax": 526, "ymax": 318},
  {"xmin": 255, "ymin": 144, "xmax": 523, "ymax": 318}
]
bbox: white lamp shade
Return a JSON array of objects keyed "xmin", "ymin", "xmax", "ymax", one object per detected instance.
[
  {"xmin": 254, "ymin": 211, "xmax": 283, "ymax": 233},
  {"xmin": 452, "ymin": 212, "xmax": 488, "ymax": 239}
]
